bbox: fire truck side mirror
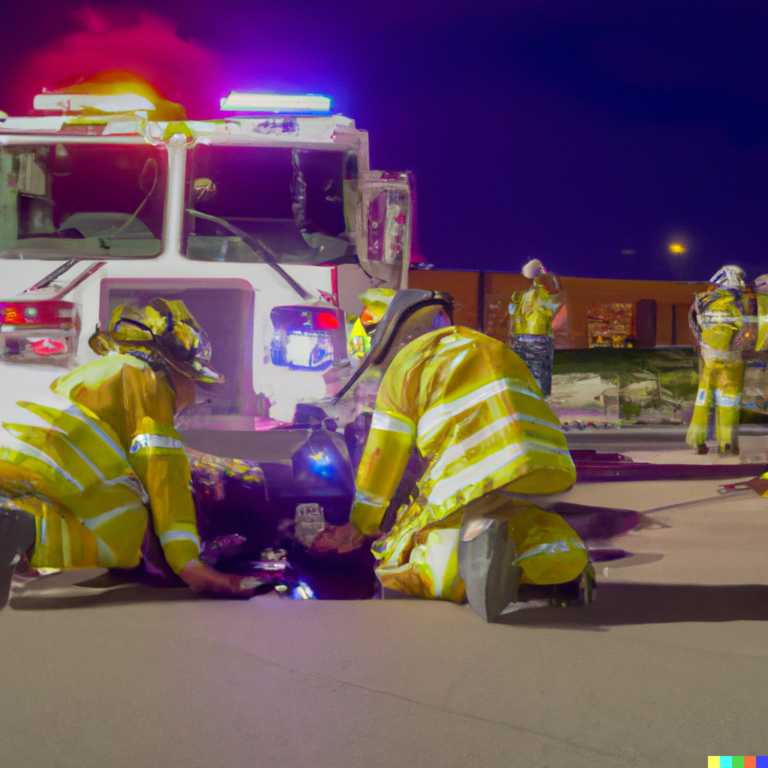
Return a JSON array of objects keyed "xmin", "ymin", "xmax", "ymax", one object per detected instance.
[{"xmin": 358, "ymin": 171, "xmax": 413, "ymax": 270}]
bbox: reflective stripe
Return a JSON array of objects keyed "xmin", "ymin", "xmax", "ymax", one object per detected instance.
[
  {"xmin": 12, "ymin": 443, "xmax": 84, "ymax": 492},
  {"xmin": 354, "ymin": 489, "xmax": 389, "ymax": 508},
  {"xmin": 129, "ymin": 434, "xmax": 185, "ymax": 454},
  {"xmin": 427, "ymin": 414, "xmax": 564, "ymax": 482},
  {"xmin": 701, "ymin": 348, "xmax": 741, "ymax": 363},
  {"xmin": 81, "ymin": 501, "xmax": 146, "ymax": 532},
  {"xmin": 508, "ymin": 385, "xmax": 543, "ymax": 400},
  {"xmin": 62, "ymin": 434, "xmax": 148, "ymax": 502},
  {"xmin": 519, "ymin": 413, "xmax": 563, "ymax": 432},
  {"xmin": 513, "ymin": 538, "xmax": 586, "ymax": 565},
  {"xmin": 428, "ymin": 439, "xmax": 570, "ymax": 506},
  {"xmin": 371, "ymin": 411, "xmax": 415, "ymax": 436},
  {"xmin": 159, "ymin": 530, "xmax": 201, "ymax": 550},
  {"xmin": 447, "ymin": 349, "xmax": 470, "ymax": 373},
  {"xmin": 715, "ymin": 390, "xmax": 741, "ymax": 408},
  {"xmin": 436, "ymin": 337, "xmax": 474, "ymax": 353},
  {"xmin": 418, "ymin": 378, "xmax": 540, "ymax": 442},
  {"xmin": 95, "ymin": 536, "xmax": 117, "ymax": 568},
  {"xmin": 64, "ymin": 406, "xmax": 125, "ymax": 462}
]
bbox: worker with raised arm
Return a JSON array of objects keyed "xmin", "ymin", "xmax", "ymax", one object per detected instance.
[
  {"xmin": 687, "ymin": 266, "xmax": 752, "ymax": 455},
  {"xmin": 508, "ymin": 259, "xmax": 564, "ymax": 397}
]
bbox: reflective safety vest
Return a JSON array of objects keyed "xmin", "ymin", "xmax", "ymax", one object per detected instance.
[
  {"xmin": 347, "ymin": 317, "xmax": 371, "ymax": 360},
  {"xmin": 694, "ymin": 285, "xmax": 752, "ymax": 360},
  {"xmin": 351, "ymin": 327, "xmax": 576, "ymax": 554},
  {"xmin": 0, "ymin": 354, "xmax": 201, "ymax": 574},
  {"xmin": 509, "ymin": 274, "xmax": 563, "ymax": 338}
]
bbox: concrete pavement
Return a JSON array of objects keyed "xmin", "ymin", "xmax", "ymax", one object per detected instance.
[{"xmin": 1, "ymin": 478, "xmax": 768, "ymax": 767}]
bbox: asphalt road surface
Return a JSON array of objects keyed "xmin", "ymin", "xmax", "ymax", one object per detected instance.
[{"xmin": 2, "ymin": 476, "xmax": 767, "ymax": 768}]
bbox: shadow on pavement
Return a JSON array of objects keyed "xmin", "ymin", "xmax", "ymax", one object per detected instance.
[
  {"xmin": 500, "ymin": 583, "xmax": 768, "ymax": 629},
  {"xmin": 8, "ymin": 585, "xmax": 203, "ymax": 610}
]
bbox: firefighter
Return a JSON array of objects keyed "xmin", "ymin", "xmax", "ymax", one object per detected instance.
[
  {"xmin": 313, "ymin": 323, "xmax": 591, "ymax": 622},
  {"xmin": 508, "ymin": 259, "xmax": 564, "ymax": 397},
  {"xmin": 347, "ymin": 288, "xmax": 396, "ymax": 362},
  {"xmin": 0, "ymin": 298, "xmax": 257, "ymax": 609},
  {"xmin": 686, "ymin": 266, "xmax": 752, "ymax": 455}
]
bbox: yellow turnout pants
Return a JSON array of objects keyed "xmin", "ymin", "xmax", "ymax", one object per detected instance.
[
  {"xmin": 686, "ymin": 359, "xmax": 744, "ymax": 451},
  {"xmin": 375, "ymin": 492, "xmax": 589, "ymax": 602}
]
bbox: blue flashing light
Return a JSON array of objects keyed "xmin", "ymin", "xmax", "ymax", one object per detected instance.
[
  {"xmin": 220, "ymin": 92, "xmax": 332, "ymax": 114},
  {"xmin": 307, "ymin": 450, "xmax": 337, "ymax": 481},
  {"xmin": 289, "ymin": 582, "xmax": 316, "ymax": 600}
]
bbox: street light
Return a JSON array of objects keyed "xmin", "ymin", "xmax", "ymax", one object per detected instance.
[{"xmin": 668, "ymin": 242, "xmax": 687, "ymax": 280}]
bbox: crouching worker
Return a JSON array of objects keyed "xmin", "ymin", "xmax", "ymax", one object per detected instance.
[
  {"xmin": 0, "ymin": 299, "xmax": 257, "ymax": 609},
  {"xmin": 313, "ymin": 322, "xmax": 592, "ymax": 622}
]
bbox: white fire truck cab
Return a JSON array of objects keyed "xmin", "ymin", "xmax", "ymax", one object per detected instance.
[{"xmin": 0, "ymin": 75, "xmax": 417, "ymax": 428}]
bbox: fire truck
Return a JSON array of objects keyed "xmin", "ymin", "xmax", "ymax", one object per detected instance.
[{"xmin": 0, "ymin": 72, "xmax": 446, "ymax": 430}]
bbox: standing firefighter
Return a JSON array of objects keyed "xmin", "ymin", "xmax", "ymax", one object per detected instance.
[
  {"xmin": 509, "ymin": 259, "xmax": 564, "ymax": 397},
  {"xmin": 314, "ymin": 323, "xmax": 592, "ymax": 622},
  {"xmin": 687, "ymin": 266, "xmax": 752, "ymax": 455},
  {"xmin": 0, "ymin": 299, "xmax": 257, "ymax": 608}
]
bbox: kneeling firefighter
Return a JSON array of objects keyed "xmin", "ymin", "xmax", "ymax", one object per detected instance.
[
  {"xmin": 0, "ymin": 299, "xmax": 257, "ymax": 608},
  {"xmin": 314, "ymin": 320, "xmax": 592, "ymax": 622}
]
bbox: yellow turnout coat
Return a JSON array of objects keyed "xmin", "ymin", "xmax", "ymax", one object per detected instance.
[
  {"xmin": 351, "ymin": 326, "xmax": 583, "ymax": 600},
  {"xmin": 0, "ymin": 354, "xmax": 202, "ymax": 574}
]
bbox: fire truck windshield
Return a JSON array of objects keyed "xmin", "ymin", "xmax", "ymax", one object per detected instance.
[
  {"xmin": 0, "ymin": 143, "xmax": 167, "ymax": 259},
  {"xmin": 184, "ymin": 145, "xmax": 356, "ymax": 265}
]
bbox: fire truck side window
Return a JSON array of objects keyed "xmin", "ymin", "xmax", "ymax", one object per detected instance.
[{"xmin": 0, "ymin": 144, "xmax": 167, "ymax": 259}]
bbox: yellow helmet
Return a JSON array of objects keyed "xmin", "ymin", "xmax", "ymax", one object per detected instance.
[
  {"xmin": 90, "ymin": 298, "xmax": 224, "ymax": 383},
  {"xmin": 359, "ymin": 288, "xmax": 396, "ymax": 325}
]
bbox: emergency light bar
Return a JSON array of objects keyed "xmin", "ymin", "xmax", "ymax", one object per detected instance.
[
  {"xmin": 220, "ymin": 92, "xmax": 332, "ymax": 114},
  {"xmin": 33, "ymin": 92, "xmax": 156, "ymax": 114}
]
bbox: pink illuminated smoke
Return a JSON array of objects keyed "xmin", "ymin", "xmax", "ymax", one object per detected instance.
[{"xmin": 11, "ymin": 7, "xmax": 226, "ymax": 118}]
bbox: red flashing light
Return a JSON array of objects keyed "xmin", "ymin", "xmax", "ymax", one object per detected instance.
[{"xmin": 315, "ymin": 311, "xmax": 340, "ymax": 330}]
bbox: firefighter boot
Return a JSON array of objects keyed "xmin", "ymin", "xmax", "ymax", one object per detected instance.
[
  {"xmin": 551, "ymin": 563, "xmax": 597, "ymax": 606},
  {"xmin": 458, "ymin": 518, "xmax": 522, "ymax": 622},
  {"xmin": 0, "ymin": 508, "xmax": 36, "ymax": 610}
]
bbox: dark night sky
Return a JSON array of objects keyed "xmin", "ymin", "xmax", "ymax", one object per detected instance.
[{"xmin": 1, "ymin": 0, "xmax": 767, "ymax": 281}]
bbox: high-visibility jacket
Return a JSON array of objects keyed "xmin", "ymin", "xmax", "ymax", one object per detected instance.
[
  {"xmin": 509, "ymin": 274, "xmax": 563, "ymax": 338},
  {"xmin": 0, "ymin": 354, "xmax": 201, "ymax": 574},
  {"xmin": 695, "ymin": 286, "xmax": 751, "ymax": 358},
  {"xmin": 687, "ymin": 285, "xmax": 751, "ymax": 451},
  {"xmin": 347, "ymin": 317, "xmax": 371, "ymax": 360},
  {"xmin": 351, "ymin": 326, "xmax": 576, "ymax": 576}
]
